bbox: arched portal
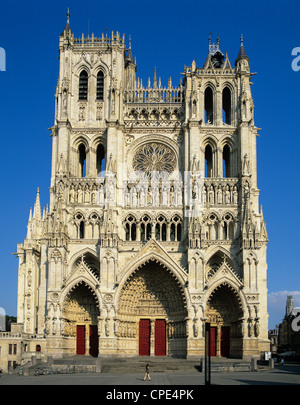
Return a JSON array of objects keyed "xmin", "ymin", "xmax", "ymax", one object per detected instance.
[
  {"xmin": 62, "ymin": 281, "xmax": 100, "ymax": 357},
  {"xmin": 117, "ymin": 260, "xmax": 188, "ymax": 357},
  {"xmin": 205, "ymin": 283, "xmax": 244, "ymax": 358}
]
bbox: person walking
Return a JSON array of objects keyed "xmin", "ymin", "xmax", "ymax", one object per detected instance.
[{"xmin": 144, "ymin": 363, "xmax": 151, "ymax": 381}]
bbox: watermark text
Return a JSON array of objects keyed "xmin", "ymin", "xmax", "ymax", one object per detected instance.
[{"xmin": 0, "ymin": 47, "xmax": 6, "ymax": 71}]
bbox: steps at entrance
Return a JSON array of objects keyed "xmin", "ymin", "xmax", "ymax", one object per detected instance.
[
  {"xmin": 100, "ymin": 357, "xmax": 253, "ymax": 374},
  {"xmin": 18, "ymin": 355, "xmax": 253, "ymax": 375},
  {"xmin": 209, "ymin": 358, "xmax": 252, "ymax": 372},
  {"xmin": 50, "ymin": 355, "xmax": 101, "ymax": 373}
]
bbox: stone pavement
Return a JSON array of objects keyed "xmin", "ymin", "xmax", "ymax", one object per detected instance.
[{"xmin": 0, "ymin": 365, "xmax": 299, "ymax": 386}]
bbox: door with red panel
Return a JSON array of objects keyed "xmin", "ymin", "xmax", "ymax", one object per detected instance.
[
  {"xmin": 76, "ymin": 325, "xmax": 85, "ymax": 355},
  {"xmin": 89, "ymin": 325, "xmax": 99, "ymax": 357},
  {"xmin": 155, "ymin": 320, "xmax": 166, "ymax": 356},
  {"xmin": 139, "ymin": 319, "xmax": 150, "ymax": 356},
  {"xmin": 221, "ymin": 326, "xmax": 230, "ymax": 357},
  {"xmin": 210, "ymin": 326, "xmax": 217, "ymax": 357}
]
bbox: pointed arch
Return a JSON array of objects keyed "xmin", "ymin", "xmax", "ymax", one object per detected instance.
[
  {"xmin": 205, "ymin": 144, "xmax": 213, "ymax": 178},
  {"xmin": 205, "ymin": 247, "xmax": 237, "ymax": 277},
  {"xmin": 79, "ymin": 69, "xmax": 88, "ymax": 100},
  {"xmin": 223, "ymin": 144, "xmax": 231, "ymax": 178},
  {"xmin": 222, "ymin": 86, "xmax": 232, "ymax": 125},
  {"xmin": 96, "ymin": 70, "xmax": 104, "ymax": 101},
  {"xmin": 203, "ymin": 136, "xmax": 217, "ymax": 178},
  {"xmin": 124, "ymin": 214, "xmax": 137, "ymax": 241},
  {"xmin": 60, "ymin": 278, "xmax": 102, "ymax": 311},
  {"xmin": 78, "ymin": 143, "xmax": 87, "ymax": 177},
  {"xmin": 205, "ymin": 281, "xmax": 244, "ymax": 314},
  {"xmin": 116, "ymin": 259, "xmax": 189, "ymax": 357},
  {"xmin": 117, "ymin": 260, "xmax": 188, "ymax": 315},
  {"xmin": 116, "ymin": 241, "xmax": 189, "ymax": 293},
  {"xmin": 69, "ymin": 247, "xmax": 99, "ymax": 271},
  {"xmin": 96, "ymin": 143, "xmax": 106, "ymax": 175},
  {"xmin": 204, "ymin": 85, "xmax": 214, "ymax": 124}
]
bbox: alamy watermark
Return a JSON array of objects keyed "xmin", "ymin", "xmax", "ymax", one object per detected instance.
[
  {"xmin": 292, "ymin": 47, "xmax": 300, "ymax": 72},
  {"xmin": 0, "ymin": 307, "xmax": 5, "ymax": 331},
  {"xmin": 291, "ymin": 308, "xmax": 300, "ymax": 332},
  {"xmin": 94, "ymin": 165, "xmax": 205, "ymax": 218},
  {"xmin": 0, "ymin": 47, "xmax": 6, "ymax": 71}
]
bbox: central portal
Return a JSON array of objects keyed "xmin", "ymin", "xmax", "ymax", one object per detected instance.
[
  {"xmin": 118, "ymin": 260, "xmax": 187, "ymax": 357},
  {"xmin": 139, "ymin": 319, "xmax": 166, "ymax": 356}
]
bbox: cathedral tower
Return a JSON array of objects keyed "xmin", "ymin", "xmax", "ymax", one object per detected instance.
[{"xmin": 12, "ymin": 15, "xmax": 269, "ymax": 361}]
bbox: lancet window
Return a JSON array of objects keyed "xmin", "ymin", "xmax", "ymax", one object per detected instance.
[
  {"xmin": 204, "ymin": 86, "xmax": 214, "ymax": 124},
  {"xmin": 223, "ymin": 144, "xmax": 231, "ymax": 178},
  {"xmin": 155, "ymin": 215, "xmax": 167, "ymax": 241},
  {"xmin": 222, "ymin": 86, "xmax": 232, "ymax": 125},
  {"xmin": 78, "ymin": 143, "xmax": 87, "ymax": 177},
  {"xmin": 223, "ymin": 213, "xmax": 235, "ymax": 240},
  {"xmin": 125, "ymin": 215, "xmax": 137, "ymax": 241},
  {"xmin": 74, "ymin": 213, "xmax": 85, "ymax": 239},
  {"xmin": 205, "ymin": 144, "xmax": 213, "ymax": 178},
  {"xmin": 79, "ymin": 70, "xmax": 88, "ymax": 100},
  {"xmin": 170, "ymin": 215, "xmax": 182, "ymax": 241},
  {"xmin": 96, "ymin": 71, "xmax": 104, "ymax": 101},
  {"xmin": 123, "ymin": 214, "xmax": 182, "ymax": 242},
  {"xmin": 204, "ymin": 212, "xmax": 236, "ymax": 242},
  {"xmin": 96, "ymin": 143, "xmax": 105, "ymax": 176},
  {"xmin": 140, "ymin": 215, "xmax": 152, "ymax": 241}
]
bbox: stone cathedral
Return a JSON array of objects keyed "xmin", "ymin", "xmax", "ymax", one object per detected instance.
[{"xmin": 10, "ymin": 15, "xmax": 270, "ymax": 364}]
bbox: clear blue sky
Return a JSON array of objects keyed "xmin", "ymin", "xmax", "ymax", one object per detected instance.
[{"xmin": 0, "ymin": 0, "xmax": 299, "ymax": 330}]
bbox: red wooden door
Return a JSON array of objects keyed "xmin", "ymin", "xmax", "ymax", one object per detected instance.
[
  {"xmin": 210, "ymin": 326, "xmax": 217, "ymax": 357},
  {"xmin": 221, "ymin": 327, "xmax": 230, "ymax": 357},
  {"xmin": 155, "ymin": 320, "xmax": 166, "ymax": 356},
  {"xmin": 76, "ymin": 325, "xmax": 85, "ymax": 355},
  {"xmin": 139, "ymin": 319, "xmax": 150, "ymax": 356},
  {"xmin": 89, "ymin": 325, "xmax": 98, "ymax": 357}
]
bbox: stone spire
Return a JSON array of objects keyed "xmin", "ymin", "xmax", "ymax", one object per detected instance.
[
  {"xmin": 25, "ymin": 188, "xmax": 42, "ymax": 241},
  {"xmin": 61, "ymin": 8, "xmax": 72, "ymax": 36},
  {"xmin": 235, "ymin": 34, "xmax": 249, "ymax": 65},
  {"xmin": 26, "ymin": 208, "xmax": 33, "ymax": 240},
  {"xmin": 153, "ymin": 67, "xmax": 157, "ymax": 88},
  {"xmin": 33, "ymin": 187, "xmax": 42, "ymax": 221}
]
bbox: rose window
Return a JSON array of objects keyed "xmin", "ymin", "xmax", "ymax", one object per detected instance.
[{"xmin": 132, "ymin": 143, "xmax": 176, "ymax": 177}]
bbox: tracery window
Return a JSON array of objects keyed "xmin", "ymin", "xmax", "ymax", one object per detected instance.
[
  {"xmin": 223, "ymin": 213, "xmax": 235, "ymax": 240},
  {"xmin": 155, "ymin": 215, "xmax": 167, "ymax": 241},
  {"xmin": 132, "ymin": 143, "xmax": 176, "ymax": 177},
  {"xmin": 140, "ymin": 215, "xmax": 151, "ymax": 241},
  {"xmin": 75, "ymin": 213, "xmax": 85, "ymax": 239},
  {"xmin": 207, "ymin": 213, "xmax": 218, "ymax": 240},
  {"xmin": 89, "ymin": 213, "xmax": 101, "ymax": 239},
  {"xmin": 170, "ymin": 215, "xmax": 182, "ymax": 241},
  {"xmin": 125, "ymin": 215, "xmax": 137, "ymax": 241},
  {"xmin": 123, "ymin": 214, "xmax": 182, "ymax": 242}
]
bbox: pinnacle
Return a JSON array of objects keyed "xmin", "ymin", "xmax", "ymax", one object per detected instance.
[{"xmin": 33, "ymin": 187, "xmax": 42, "ymax": 221}]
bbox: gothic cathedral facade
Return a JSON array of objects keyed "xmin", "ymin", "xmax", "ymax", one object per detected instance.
[{"xmin": 13, "ymin": 17, "xmax": 269, "ymax": 361}]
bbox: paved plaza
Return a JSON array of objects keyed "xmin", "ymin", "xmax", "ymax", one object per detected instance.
[{"xmin": 0, "ymin": 365, "xmax": 299, "ymax": 386}]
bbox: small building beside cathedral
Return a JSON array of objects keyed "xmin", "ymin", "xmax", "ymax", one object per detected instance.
[{"xmin": 0, "ymin": 14, "xmax": 270, "ymax": 371}]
